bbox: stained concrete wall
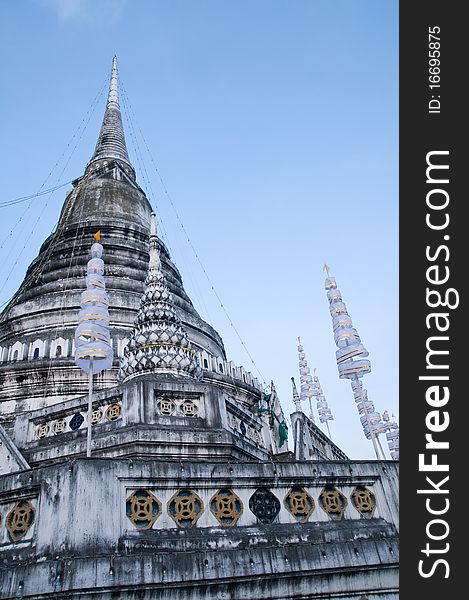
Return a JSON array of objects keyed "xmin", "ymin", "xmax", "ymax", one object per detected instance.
[
  {"xmin": 11, "ymin": 375, "xmax": 270, "ymax": 466},
  {"xmin": 0, "ymin": 458, "xmax": 398, "ymax": 599}
]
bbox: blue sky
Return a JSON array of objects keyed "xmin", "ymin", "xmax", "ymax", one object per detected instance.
[{"xmin": 0, "ymin": 0, "xmax": 398, "ymax": 459}]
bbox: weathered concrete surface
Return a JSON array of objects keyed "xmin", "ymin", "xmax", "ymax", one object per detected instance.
[
  {"xmin": 0, "ymin": 424, "xmax": 29, "ymax": 475},
  {"xmin": 0, "ymin": 458, "xmax": 398, "ymax": 599},
  {"xmin": 292, "ymin": 410, "xmax": 349, "ymax": 461},
  {"xmin": 0, "ymin": 172, "xmax": 225, "ymax": 418},
  {"xmin": 0, "ymin": 63, "xmax": 399, "ymax": 600},
  {"xmin": 1, "ymin": 551, "xmax": 399, "ymax": 599},
  {"xmin": 11, "ymin": 375, "xmax": 270, "ymax": 465}
]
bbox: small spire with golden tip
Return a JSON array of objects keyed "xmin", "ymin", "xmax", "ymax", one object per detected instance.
[{"xmin": 324, "ymin": 271, "xmax": 392, "ymax": 459}]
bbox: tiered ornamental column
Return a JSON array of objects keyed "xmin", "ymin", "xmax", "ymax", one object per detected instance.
[
  {"xmin": 323, "ymin": 265, "xmax": 390, "ymax": 460},
  {"xmin": 297, "ymin": 337, "xmax": 316, "ymax": 423},
  {"xmin": 74, "ymin": 232, "xmax": 114, "ymax": 456},
  {"xmin": 383, "ymin": 410, "xmax": 400, "ymax": 460},
  {"xmin": 297, "ymin": 337, "xmax": 334, "ymax": 436},
  {"xmin": 311, "ymin": 369, "xmax": 334, "ymax": 439}
]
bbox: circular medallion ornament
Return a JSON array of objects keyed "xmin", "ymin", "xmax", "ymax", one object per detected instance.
[
  {"xmin": 210, "ymin": 489, "xmax": 243, "ymax": 526},
  {"xmin": 91, "ymin": 408, "xmax": 103, "ymax": 424},
  {"xmin": 126, "ymin": 489, "xmax": 161, "ymax": 530},
  {"xmin": 284, "ymin": 486, "xmax": 315, "ymax": 523},
  {"xmin": 319, "ymin": 487, "xmax": 347, "ymax": 520},
  {"xmin": 351, "ymin": 486, "xmax": 376, "ymax": 518},
  {"xmin": 249, "ymin": 488, "xmax": 280, "ymax": 524},
  {"xmin": 181, "ymin": 399, "xmax": 199, "ymax": 417},
  {"xmin": 37, "ymin": 423, "xmax": 49, "ymax": 439},
  {"xmin": 168, "ymin": 489, "xmax": 204, "ymax": 528},
  {"xmin": 106, "ymin": 403, "xmax": 121, "ymax": 421},
  {"xmin": 53, "ymin": 420, "xmax": 66, "ymax": 434},
  {"xmin": 157, "ymin": 398, "xmax": 176, "ymax": 415},
  {"xmin": 69, "ymin": 413, "xmax": 84, "ymax": 431},
  {"xmin": 6, "ymin": 500, "xmax": 36, "ymax": 542}
]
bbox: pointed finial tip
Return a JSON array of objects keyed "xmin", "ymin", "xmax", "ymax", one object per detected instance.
[{"xmin": 323, "ymin": 262, "xmax": 331, "ymax": 274}]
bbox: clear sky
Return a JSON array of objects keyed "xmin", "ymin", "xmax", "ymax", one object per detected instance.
[{"xmin": 0, "ymin": 0, "xmax": 398, "ymax": 459}]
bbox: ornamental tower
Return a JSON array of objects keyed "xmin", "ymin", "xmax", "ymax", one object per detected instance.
[
  {"xmin": 118, "ymin": 214, "xmax": 201, "ymax": 382},
  {"xmin": 0, "ymin": 58, "xmax": 399, "ymax": 600},
  {"xmin": 296, "ymin": 337, "xmax": 334, "ymax": 434},
  {"xmin": 0, "ymin": 57, "xmax": 225, "ymax": 420},
  {"xmin": 324, "ymin": 266, "xmax": 398, "ymax": 460},
  {"xmin": 0, "ymin": 56, "xmax": 275, "ymax": 463}
]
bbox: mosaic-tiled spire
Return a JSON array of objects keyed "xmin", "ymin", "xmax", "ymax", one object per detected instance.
[
  {"xmin": 118, "ymin": 214, "xmax": 201, "ymax": 382},
  {"xmin": 87, "ymin": 56, "xmax": 132, "ymax": 170},
  {"xmin": 324, "ymin": 265, "xmax": 388, "ymax": 459},
  {"xmin": 297, "ymin": 337, "xmax": 316, "ymax": 423}
]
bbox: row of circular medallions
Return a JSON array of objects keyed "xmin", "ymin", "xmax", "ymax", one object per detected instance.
[
  {"xmin": 35, "ymin": 402, "xmax": 122, "ymax": 439},
  {"xmin": 156, "ymin": 397, "xmax": 200, "ymax": 417},
  {"xmin": 126, "ymin": 485, "xmax": 377, "ymax": 530},
  {"xmin": 0, "ymin": 500, "xmax": 36, "ymax": 543}
]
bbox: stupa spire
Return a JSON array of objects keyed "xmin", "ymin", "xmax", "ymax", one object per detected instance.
[
  {"xmin": 87, "ymin": 56, "xmax": 133, "ymax": 171},
  {"xmin": 118, "ymin": 214, "xmax": 201, "ymax": 383}
]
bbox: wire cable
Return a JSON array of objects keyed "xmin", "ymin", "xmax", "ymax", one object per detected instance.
[
  {"xmin": 0, "ymin": 78, "xmax": 107, "ymax": 252},
  {"xmin": 120, "ymin": 85, "xmax": 214, "ymax": 325},
  {"xmin": 120, "ymin": 84, "xmax": 266, "ymax": 387},
  {"xmin": 0, "ymin": 180, "xmax": 74, "ymax": 209},
  {"xmin": 0, "ymin": 80, "xmax": 107, "ymax": 309}
]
